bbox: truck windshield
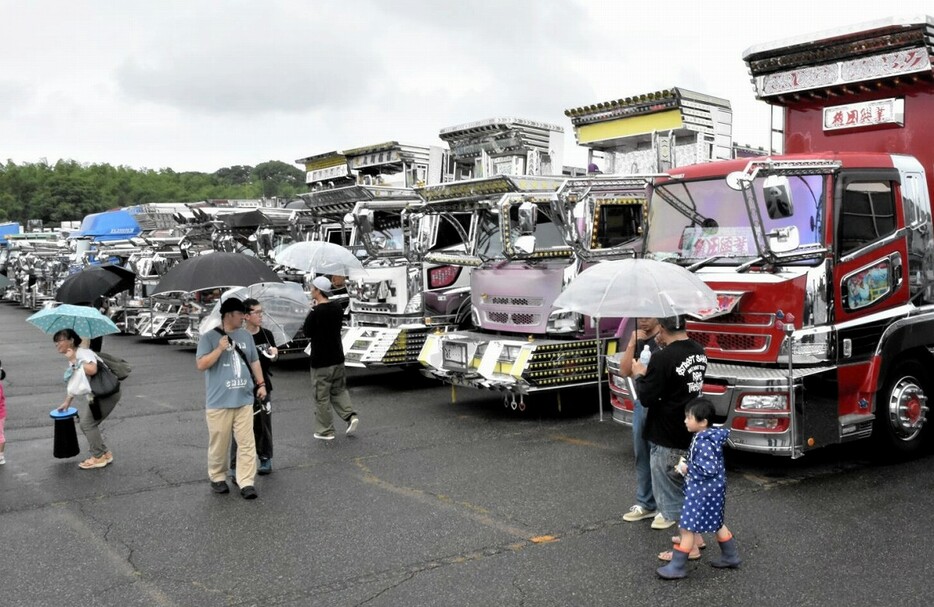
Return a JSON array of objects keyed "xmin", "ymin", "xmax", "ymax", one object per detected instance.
[
  {"xmin": 645, "ymin": 174, "xmax": 826, "ymax": 264},
  {"xmin": 475, "ymin": 207, "xmax": 566, "ymax": 259},
  {"xmin": 351, "ymin": 210, "xmax": 405, "ymax": 255}
]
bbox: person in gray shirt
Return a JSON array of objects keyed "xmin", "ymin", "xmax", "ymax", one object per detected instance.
[{"xmin": 196, "ymin": 297, "xmax": 267, "ymax": 499}]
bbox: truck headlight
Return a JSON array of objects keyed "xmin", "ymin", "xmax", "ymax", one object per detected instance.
[
  {"xmin": 738, "ymin": 394, "xmax": 788, "ymax": 411},
  {"xmin": 547, "ymin": 309, "xmax": 582, "ymax": 334}
]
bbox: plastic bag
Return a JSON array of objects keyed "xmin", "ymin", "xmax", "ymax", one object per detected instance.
[{"xmin": 67, "ymin": 367, "xmax": 92, "ymax": 396}]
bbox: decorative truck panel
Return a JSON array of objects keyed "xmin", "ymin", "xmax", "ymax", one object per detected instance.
[{"xmin": 470, "ymin": 263, "xmax": 568, "ymax": 335}]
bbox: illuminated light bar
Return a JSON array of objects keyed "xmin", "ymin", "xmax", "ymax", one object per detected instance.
[
  {"xmin": 422, "ymin": 252, "xmax": 483, "ymax": 267},
  {"xmin": 416, "ymin": 176, "xmax": 564, "ymax": 203}
]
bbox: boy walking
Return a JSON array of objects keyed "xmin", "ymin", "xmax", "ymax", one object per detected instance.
[{"xmin": 657, "ymin": 398, "xmax": 742, "ymax": 579}]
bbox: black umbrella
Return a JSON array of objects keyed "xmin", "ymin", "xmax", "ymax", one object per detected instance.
[
  {"xmin": 55, "ymin": 264, "xmax": 137, "ymax": 305},
  {"xmin": 151, "ymin": 252, "xmax": 282, "ymax": 295}
]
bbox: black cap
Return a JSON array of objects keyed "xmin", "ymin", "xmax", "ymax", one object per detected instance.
[{"xmin": 219, "ymin": 297, "xmax": 247, "ymax": 315}]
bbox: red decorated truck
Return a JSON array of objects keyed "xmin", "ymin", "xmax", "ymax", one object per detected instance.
[{"xmin": 607, "ymin": 16, "xmax": 934, "ymax": 457}]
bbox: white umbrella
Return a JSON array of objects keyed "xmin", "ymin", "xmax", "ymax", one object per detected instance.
[
  {"xmin": 275, "ymin": 241, "xmax": 363, "ymax": 276},
  {"xmin": 553, "ymin": 258, "xmax": 719, "ymax": 319},
  {"xmin": 552, "ymin": 259, "xmax": 719, "ymax": 420},
  {"xmin": 199, "ymin": 281, "xmax": 310, "ymax": 347}
]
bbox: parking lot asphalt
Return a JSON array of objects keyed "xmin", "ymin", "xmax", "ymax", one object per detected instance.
[{"xmin": 1, "ymin": 301, "xmax": 933, "ymax": 607}]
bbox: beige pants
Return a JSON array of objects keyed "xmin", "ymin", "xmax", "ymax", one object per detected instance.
[{"xmin": 206, "ymin": 405, "xmax": 256, "ymax": 487}]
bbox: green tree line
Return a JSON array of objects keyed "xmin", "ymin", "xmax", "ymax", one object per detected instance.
[{"xmin": 0, "ymin": 159, "xmax": 306, "ymax": 224}]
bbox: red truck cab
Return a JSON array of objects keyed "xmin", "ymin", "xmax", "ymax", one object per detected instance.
[{"xmin": 609, "ymin": 16, "xmax": 934, "ymax": 457}]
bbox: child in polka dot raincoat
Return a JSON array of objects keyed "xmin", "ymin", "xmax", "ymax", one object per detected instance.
[{"xmin": 657, "ymin": 398, "xmax": 741, "ymax": 579}]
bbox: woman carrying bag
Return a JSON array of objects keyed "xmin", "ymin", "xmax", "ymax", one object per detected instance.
[{"xmin": 53, "ymin": 328, "xmax": 120, "ymax": 469}]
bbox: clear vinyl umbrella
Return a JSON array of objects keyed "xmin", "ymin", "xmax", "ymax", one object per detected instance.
[
  {"xmin": 552, "ymin": 258, "xmax": 719, "ymax": 420},
  {"xmin": 553, "ymin": 258, "xmax": 719, "ymax": 319},
  {"xmin": 275, "ymin": 241, "xmax": 363, "ymax": 276},
  {"xmin": 198, "ymin": 281, "xmax": 310, "ymax": 346}
]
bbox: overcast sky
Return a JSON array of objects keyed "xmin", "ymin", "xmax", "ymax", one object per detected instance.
[{"xmin": 2, "ymin": 1, "xmax": 932, "ymax": 174}]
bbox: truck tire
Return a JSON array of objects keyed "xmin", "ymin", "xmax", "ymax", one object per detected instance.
[{"xmin": 873, "ymin": 360, "xmax": 931, "ymax": 458}]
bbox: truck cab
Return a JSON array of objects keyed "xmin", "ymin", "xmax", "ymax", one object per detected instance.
[{"xmin": 417, "ymin": 175, "xmax": 632, "ymax": 406}]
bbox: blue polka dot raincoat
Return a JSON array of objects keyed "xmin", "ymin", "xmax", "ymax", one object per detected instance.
[{"xmin": 680, "ymin": 427, "xmax": 730, "ymax": 532}]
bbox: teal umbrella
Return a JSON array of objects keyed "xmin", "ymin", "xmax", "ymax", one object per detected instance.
[{"xmin": 27, "ymin": 304, "xmax": 120, "ymax": 338}]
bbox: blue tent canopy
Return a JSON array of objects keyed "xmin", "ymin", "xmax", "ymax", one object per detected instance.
[
  {"xmin": 70, "ymin": 210, "xmax": 140, "ymax": 241},
  {"xmin": 0, "ymin": 222, "xmax": 21, "ymax": 245}
]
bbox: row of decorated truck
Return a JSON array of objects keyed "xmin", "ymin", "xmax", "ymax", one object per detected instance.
[
  {"xmin": 2, "ymin": 16, "xmax": 931, "ymax": 460},
  {"xmin": 378, "ymin": 16, "xmax": 934, "ymax": 460}
]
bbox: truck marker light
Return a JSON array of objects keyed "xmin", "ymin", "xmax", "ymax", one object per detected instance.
[{"xmin": 732, "ymin": 417, "xmax": 789, "ymax": 432}]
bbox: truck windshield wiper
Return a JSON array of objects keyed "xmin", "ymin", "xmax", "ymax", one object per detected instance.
[{"xmin": 686, "ymin": 256, "xmax": 723, "ymax": 272}]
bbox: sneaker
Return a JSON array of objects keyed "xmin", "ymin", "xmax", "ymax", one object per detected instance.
[
  {"xmin": 240, "ymin": 485, "xmax": 258, "ymax": 500},
  {"xmin": 0, "ymin": 454, "xmax": 5, "ymax": 465},
  {"xmin": 78, "ymin": 455, "xmax": 110, "ymax": 470},
  {"xmin": 622, "ymin": 504, "xmax": 657, "ymax": 522},
  {"xmin": 313, "ymin": 433, "xmax": 335, "ymax": 441},
  {"xmin": 211, "ymin": 481, "xmax": 230, "ymax": 494},
  {"xmin": 651, "ymin": 513, "xmax": 678, "ymax": 530},
  {"xmin": 103, "ymin": 451, "xmax": 114, "ymax": 464},
  {"xmin": 346, "ymin": 416, "xmax": 359, "ymax": 436},
  {"xmin": 257, "ymin": 459, "xmax": 272, "ymax": 475}
]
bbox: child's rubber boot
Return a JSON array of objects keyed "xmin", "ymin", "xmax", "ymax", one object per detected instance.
[
  {"xmin": 656, "ymin": 546, "xmax": 690, "ymax": 579},
  {"xmin": 709, "ymin": 537, "xmax": 742, "ymax": 568}
]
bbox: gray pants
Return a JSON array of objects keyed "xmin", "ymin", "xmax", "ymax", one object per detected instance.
[
  {"xmin": 76, "ymin": 393, "xmax": 117, "ymax": 458},
  {"xmin": 312, "ymin": 364, "xmax": 355, "ymax": 437}
]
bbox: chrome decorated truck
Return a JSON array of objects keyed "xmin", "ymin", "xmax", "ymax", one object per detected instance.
[
  {"xmin": 329, "ymin": 186, "xmax": 473, "ymax": 366},
  {"xmin": 607, "ymin": 16, "xmax": 934, "ymax": 458},
  {"xmin": 417, "ymin": 175, "xmax": 634, "ymax": 409}
]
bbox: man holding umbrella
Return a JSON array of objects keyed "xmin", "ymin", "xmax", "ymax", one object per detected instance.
[
  {"xmin": 631, "ymin": 315, "xmax": 707, "ymax": 541},
  {"xmin": 196, "ymin": 298, "xmax": 267, "ymax": 499}
]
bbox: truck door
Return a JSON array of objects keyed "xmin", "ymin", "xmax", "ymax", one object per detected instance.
[{"xmin": 832, "ymin": 170, "xmax": 907, "ymax": 330}]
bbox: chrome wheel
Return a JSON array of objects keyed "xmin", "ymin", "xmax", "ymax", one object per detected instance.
[{"xmin": 886, "ymin": 376, "xmax": 928, "ymax": 441}]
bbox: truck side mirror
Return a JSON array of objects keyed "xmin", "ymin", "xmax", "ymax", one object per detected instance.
[
  {"xmin": 356, "ymin": 209, "xmax": 374, "ymax": 234},
  {"xmin": 763, "ymin": 175, "xmax": 794, "ymax": 219},
  {"xmin": 414, "ymin": 216, "xmax": 433, "ymax": 255},
  {"xmin": 573, "ymin": 200, "xmax": 589, "ymax": 241},
  {"xmin": 517, "ymin": 202, "xmax": 537, "ymax": 235}
]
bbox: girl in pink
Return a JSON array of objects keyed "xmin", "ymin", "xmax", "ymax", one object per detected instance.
[{"xmin": 0, "ymin": 360, "xmax": 7, "ymax": 465}]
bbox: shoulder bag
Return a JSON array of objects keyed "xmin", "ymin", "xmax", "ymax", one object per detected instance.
[
  {"xmin": 214, "ymin": 328, "xmax": 267, "ymax": 414},
  {"xmin": 88, "ymin": 357, "xmax": 121, "ymax": 399}
]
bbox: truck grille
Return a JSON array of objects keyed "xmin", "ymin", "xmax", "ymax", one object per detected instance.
[
  {"xmin": 487, "ymin": 311, "xmax": 541, "ymax": 325},
  {"xmin": 489, "ymin": 296, "xmax": 544, "ymax": 307},
  {"xmin": 702, "ymin": 312, "xmax": 774, "ymax": 326},
  {"xmin": 689, "ymin": 331, "xmax": 769, "ymax": 352}
]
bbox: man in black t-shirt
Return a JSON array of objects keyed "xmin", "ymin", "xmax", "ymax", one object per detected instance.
[
  {"xmin": 229, "ymin": 298, "xmax": 278, "ymax": 477},
  {"xmin": 302, "ymin": 276, "xmax": 358, "ymax": 441},
  {"xmin": 632, "ymin": 315, "xmax": 707, "ymax": 531}
]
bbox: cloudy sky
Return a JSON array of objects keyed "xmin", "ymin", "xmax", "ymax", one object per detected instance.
[{"xmin": 2, "ymin": 1, "xmax": 932, "ymax": 173}]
